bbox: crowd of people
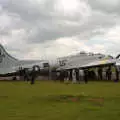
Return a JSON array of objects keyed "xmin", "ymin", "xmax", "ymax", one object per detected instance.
[
  {"xmin": 19, "ymin": 65, "xmax": 40, "ymax": 84},
  {"xmin": 56, "ymin": 65, "xmax": 120, "ymax": 83},
  {"xmin": 16, "ymin": 65, "xmax": 120, "ymax": 84},
  {"xmin": 56, "ymin": 69, "xmax": 89, "ymax": 84}
]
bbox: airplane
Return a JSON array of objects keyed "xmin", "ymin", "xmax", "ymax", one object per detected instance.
[
  {"xmin": 0, "ymin": 44, "xmax": 50, "ymax": 79},
  {"xmin": 57, "ymin": 52, "xmax": 120, "ymax": 71},
  {"xmin": 56, "ymin": 52, "xmax": 120, "ymax": 82},
  {"xmin": 1, "ymin": 43, "xmax": 120, "ymax": 80}
]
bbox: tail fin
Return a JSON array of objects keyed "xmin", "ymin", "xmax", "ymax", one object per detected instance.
[
  {"xmin": 116, "ymin": 54, "xmax": 120, "ymax": 59},
  {"xmin": 0, "ymin": 44, "xmax": 18, "ymax": 68}
]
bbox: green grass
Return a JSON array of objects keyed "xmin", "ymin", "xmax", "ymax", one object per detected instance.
[{"xmin": 0, "ymin": 81, "xmax": 120, "ymax": 120}]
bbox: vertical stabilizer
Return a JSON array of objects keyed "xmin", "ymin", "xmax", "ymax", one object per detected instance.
[{"xmin": 0, "ymin": 44, "xmax": 18, "ymax": 74}]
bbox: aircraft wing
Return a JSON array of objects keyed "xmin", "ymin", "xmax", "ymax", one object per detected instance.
[
  {"xmin": 57, "ymin": 58, "xmax": 117, "ymax": 71},
  {"xmin": 0, "ymin": 63, "xmax": 40, "ymax": 75},
  {"xmin": 57, "ymin": 57, "xmax": 99, "ymax": 70},
  {"xmin": 13, "ymin": 60, "xmax": 49, "ymax": 71},
  {"xmin": 81, "ymin": 59, "xmax": 116, "ymax": 69},
  {"xmin": 0, "ymin": 62, "xmax": 48, "ymax": 75},
  {"xmin": 0, "ymin": 67, "xmax": 17, "ymax": 75}
]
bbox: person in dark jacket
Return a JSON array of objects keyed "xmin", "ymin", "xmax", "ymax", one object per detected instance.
[
  {"xmin": 84, "ymin": 69, "xmax": 88, "ymax": 84},
  {"xmin": 31, "ymin": 68, "xmax": 36, "ymax": 84},
  {"xmin": 98, "ymin": 68, "xmax": 103, "ymax": 80},
  {"xmin": 106, "ymin": 66, "xmax": 112, "ymax": 80},
  {"xmin": 64, "ymin": 70, "xmax": 68, "ymax": 81},
  {"xmin": 30, "ymin": 66, "xmax": 40, "ymax": 84},
  {"xmin": 23, "ymin": 68, "xmax": 30, "ymax": 82},
  {"xmin": 115, "ymin": 66, "xmax": 119, "ymax": 82},
  {"xmin": 75, "ymin": 69, "xmax": 79, "ymax": 82}
]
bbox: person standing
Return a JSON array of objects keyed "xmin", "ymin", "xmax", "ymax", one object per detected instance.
[
  {"xmin": 84, "ymin": 69, "xmax": 88, "ymax": 84},
  {"xmin": 31, "ymin": 68, "xmax": 36, "ymax": 84},
  {"xmin": 23, "ymin": 68, "xmax": 29, "ymax": 82},
  {"xmin": 98, "ymin": 67, "xmax": 103, "ymax": 80},
  {"xmin": 109, "ymin": 67, "xmax": 112, "ymax": 81},
  {"xmin": 60, "ymin": 71, "xmax": 64, "ymax": 82},
  {"xmin": 31, "ymin": 66, "xmax": 40, "ymax": 85},
  {"xmin": 79, "ymin": 69, "xmax": 84, "ymax": 83},
  {"xmin": 56, "ymin": 71, "xmax": 60, "ymax": 80},
  {"xmin": 106, "ymin": 68, "xmax": 109, "ymax": 80},
  {"xmin": 115, "ymin": 66, "xmax": 119, "ymax": 82},
  {"xmin": 76, "ymin": 69, "xmax": 79, "ymax": 83},
  {"xmin": 72, "ymin": 69, "xmax": 77, "ymax": 83},
  {"xmin": 67, "ymin": 70, "xmax": 70, "ymax": 82},
  {"xmin": 106, "ymin": 66, "xmax": 112, "ymax": 81},
  {"xmin": 64, "ymin": 70, "xmax": 68, "ymax": 82}
]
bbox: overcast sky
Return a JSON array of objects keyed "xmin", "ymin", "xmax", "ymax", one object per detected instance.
[{"xmin": 0, "ymin": 0, "xmax": 120, "ymax": 60}]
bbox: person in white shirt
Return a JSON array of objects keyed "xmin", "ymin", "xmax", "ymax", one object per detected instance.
[
  {"xmin": 72, "ymin": 69, "xmax": 77, "ymax": 83},
  {"xmin": 67, "ymin": 70, "xmax": 70, "ymax": 81},
  {"xmin": 79, "ymin": 69, "xmax": 84, "ymax": 83}
]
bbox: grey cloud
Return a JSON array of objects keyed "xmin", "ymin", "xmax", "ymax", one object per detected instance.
[
  {"xmin": 77, "ymin": 11, "xmax": 120, "ymax": 39},
  {"xmin": 0, "ymin": 28, "xmax": 10, "ymax": 36},
  {"xmin": 28, "ymin": 12, "xmax": 118, "ymax": 43},
  {"xmin": 0, "ymin": 0, "xmax": 89, "ymax": 43},
  {"xmin": 2, "ymin": 0, "xmax": 56, "ymax": 22},
  {"xmin": 103, "ymin": 42, "xmax": 120, "ymax": 57},
  {"xmin": 1, "ymin": 0, "xmax": 89, "ymax": 22},
  {"xmin": 87, "ymin": 0, "xmax": 120, "ymax": 14},
  {"xmin": 0, "ymin": 0, "xmax": 120, "ymax": 45}
]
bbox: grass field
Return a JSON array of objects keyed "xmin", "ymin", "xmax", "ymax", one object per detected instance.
[{"xmin": 0, "ymin": 81, "xmax": 120, "ymax": 120}]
